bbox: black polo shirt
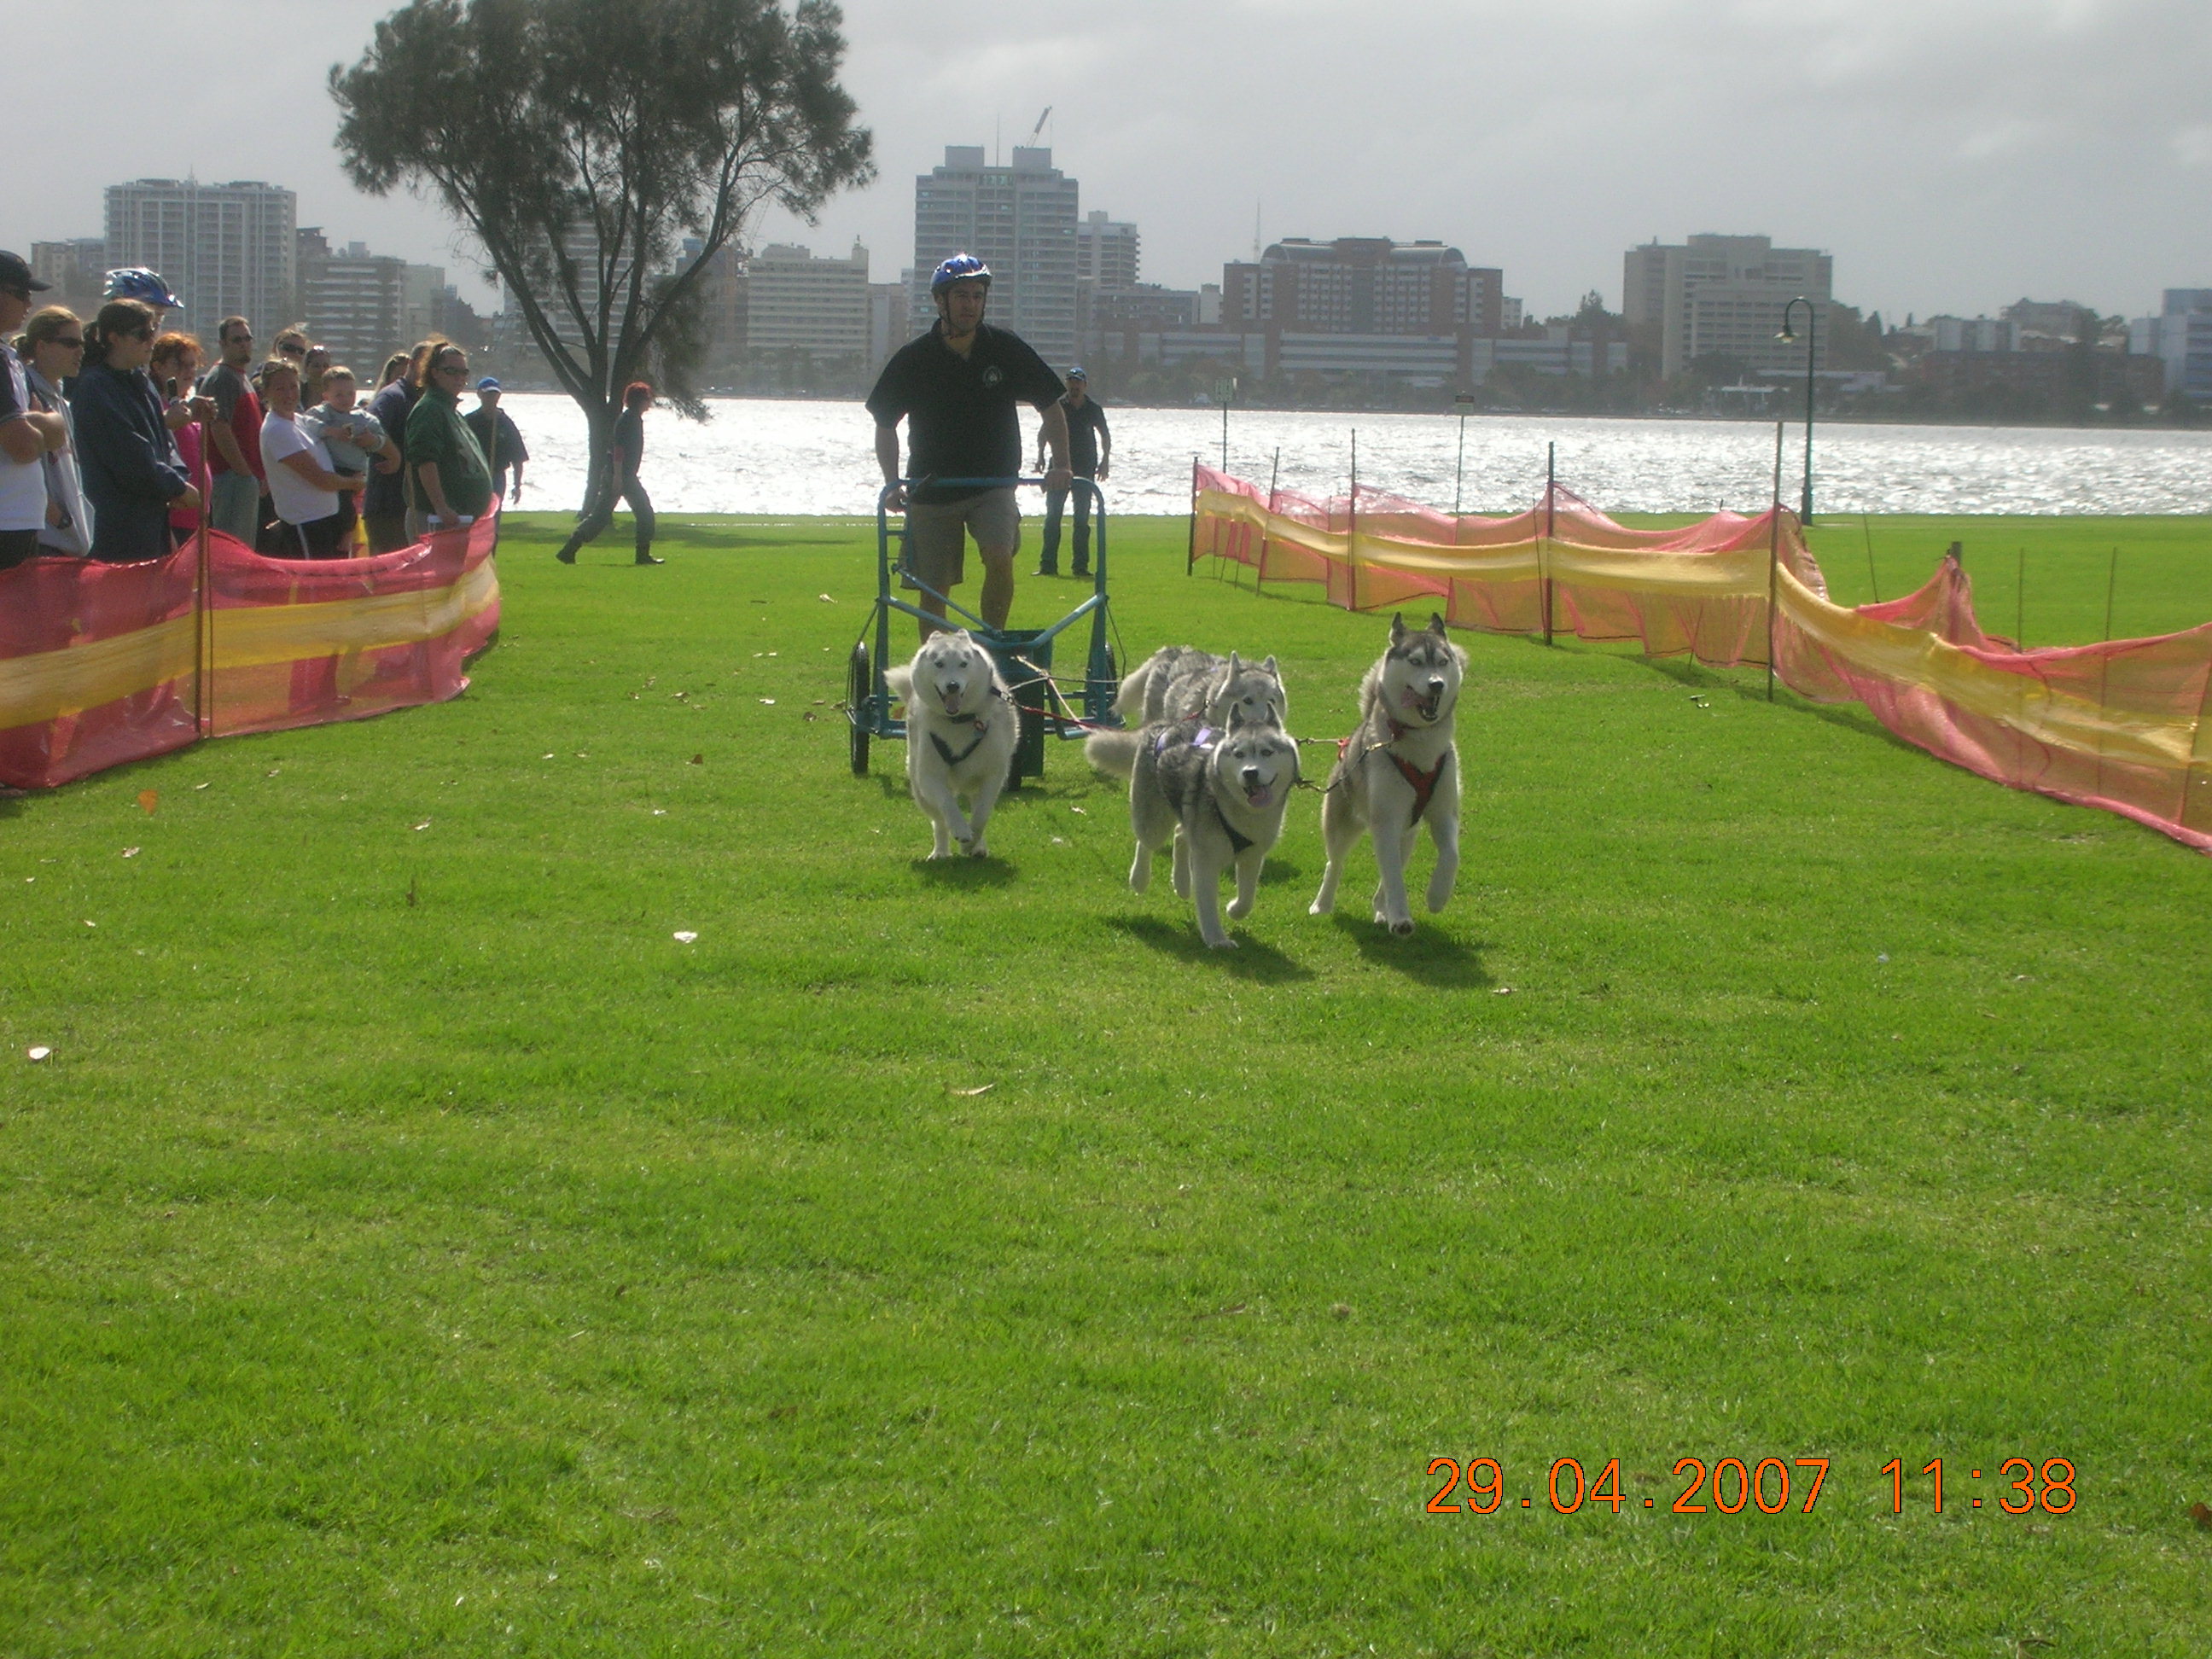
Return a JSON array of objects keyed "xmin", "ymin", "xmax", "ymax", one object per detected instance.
[
  {"xmin": 866, "ymin": 322, "xmax": 1065, "ymax": 504},
  {"xmin": 1060, "ymin": 395, "xmax": 1109, "ymax": 474}
]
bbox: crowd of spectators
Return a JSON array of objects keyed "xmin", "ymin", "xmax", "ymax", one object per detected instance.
[{"xmin": 0, "ymin": 251, "xmax": 525, "ymax": 569}]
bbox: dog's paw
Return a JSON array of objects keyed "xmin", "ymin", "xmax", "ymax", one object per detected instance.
[
  {"xmin": 1309, "ymin": 895, "xmax": 1334, "ymax": 916},
  {"xmin": 1226, "ymin": 896, "xmax": 1254, "ymax": 920},
  {"xmin": 1389, "ymin": 917, "xmax": 1416, "ymax": 937},
  {"xmin": 963, "ymin": 840, "xmax": 988, "ymax": 859},
  {"xmin": 1207, "ymin": 935, "xmax": 1239, "ymax": 951}
]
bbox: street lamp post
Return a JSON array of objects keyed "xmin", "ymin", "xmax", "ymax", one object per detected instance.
[
  {"xmin": 1777, "ymin": 297, "xmax": 1816, "ymax": 524},
  {"xmin": 1451, "ymin": 391, "xmax": 1476, "ymax": 515}
]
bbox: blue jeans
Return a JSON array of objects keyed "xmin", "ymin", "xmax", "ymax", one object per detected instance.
[
  {"xmin": 1039, "ymin": 477, "xmax": 1094, "ymax": 573},
  {"xmin": 209, "ymin": 471, "xmax": 260, "ymax": 543}
]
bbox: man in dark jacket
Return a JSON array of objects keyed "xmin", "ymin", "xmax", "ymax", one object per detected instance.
[{"xmin": 73, "ymin": 301, "xmax": 195, "ymax": 562}]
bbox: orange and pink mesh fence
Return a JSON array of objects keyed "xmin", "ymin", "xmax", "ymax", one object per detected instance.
[
  {"xmin": 1191, "ymin": 463, "xmax": 2212, "ymax": 853},
  {"xmin": 0, "ymin": 515, "xmax": 500, "ymax": 791}
]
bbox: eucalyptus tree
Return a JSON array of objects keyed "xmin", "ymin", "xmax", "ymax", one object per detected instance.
[{"xmin": 332, "ymin": 0, "xmax": 871, "ymax": 556}]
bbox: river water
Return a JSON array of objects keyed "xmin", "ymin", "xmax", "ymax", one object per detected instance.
[{"xmin": 496, "ymin": 394, "xmax": 2212, "ymax": 519}]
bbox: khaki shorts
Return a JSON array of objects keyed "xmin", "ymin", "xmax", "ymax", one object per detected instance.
[{"xmin": 902, "ymin": 488, "xmax": 1019, "ymax": 593}]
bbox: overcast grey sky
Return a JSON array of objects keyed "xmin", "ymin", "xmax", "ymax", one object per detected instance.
[{"xmin": 12, "ymin": 0, "xmax": 2209, "ymax": 321}]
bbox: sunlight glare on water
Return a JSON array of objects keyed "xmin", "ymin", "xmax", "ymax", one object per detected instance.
[{"xmin": 499, "ymin": 394, "xmax": 2212, "ymax": 519}]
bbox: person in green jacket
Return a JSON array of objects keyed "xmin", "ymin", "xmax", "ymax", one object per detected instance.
[{"xmin": 404, "ymin": 343, "xmax": 492, "ymax": 539}]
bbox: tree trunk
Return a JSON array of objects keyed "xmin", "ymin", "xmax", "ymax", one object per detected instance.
[{"xmin": 556, "ymin": 397, "xmax": 620, "ymax": 560}]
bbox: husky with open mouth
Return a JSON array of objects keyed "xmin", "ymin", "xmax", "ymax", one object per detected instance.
[
  {"xmin": 1310, "ymin": 613, "xmax": 1466, "ymax": 935},
  {"xmin": 1115, "ymin": 646, "xmax": 1289, "ymax": 730},
  {"xmin": 1086, "ymin": 708, "xmax": 1299, "ymax": 950},
  {"xmin": 884, "ymin": 630, "xmax": 1019, "ymax": 859}
]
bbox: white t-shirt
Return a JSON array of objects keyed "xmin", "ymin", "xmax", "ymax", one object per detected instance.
[
  {"xmin": 259, "ymin": 410, "xmax": 339, "ymax": 527},
  {"xmin": 0, "ymin": 350, "xmax": 48, "ymax": 533}
]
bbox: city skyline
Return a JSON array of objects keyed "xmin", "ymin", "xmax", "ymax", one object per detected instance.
[{"xmin": 13, "ymin": 0, "xmax": 2209, "ymax": 328}]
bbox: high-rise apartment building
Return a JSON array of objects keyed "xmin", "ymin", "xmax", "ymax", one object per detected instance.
[
  {"xmin": 2128, "ymin": 289, "xmax": 2212, "ymax": 400},
  {"xmin": 746, "ymin": 242, "xmax": 870, "ymax": 359},
  {"xmin": 103, "ymin": 178, "xmax": 297, "ymax": 344},
  {"xmin": 30, "ymin": 238, "xmax": 108, "ymax": 309},
  {"xmin": 911, "ymin": 145, "xmax": 1079, "ymax": 365},
  {"xmin": 1220, "ymin": 239, "xmax": 1504, "ymax": 338},
  {"xmin": 1077, "ymin": 211, "xmax": 1138, "ymax": 290},
  {"xmin": 1623, "ymin": 234, "xmax": 1832, "ymax": 380},
  {"xmin": 303, "ymin": 243, "xmax": 406, "ymax": 366}
]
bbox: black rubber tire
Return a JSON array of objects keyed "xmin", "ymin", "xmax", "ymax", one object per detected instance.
[{"xmin": 847, "ymin": 640, "xmax": 871, "ymax": 776}]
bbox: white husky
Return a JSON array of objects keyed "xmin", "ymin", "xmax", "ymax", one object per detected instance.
[
  {"xmin": 1310, "ymin": 613, "xmax": 1466, "ymax": 935},
  {"xmin": 885, "ymin": 630, "xmax": 1019, "ymax": 859},
  {"xmin": 1086, "ymin": 710, "xmax": 1299, "ymax": 950},
  {"xmin": 1115, "ymin": 646, "xmax": 1289, "ymax": 730}
]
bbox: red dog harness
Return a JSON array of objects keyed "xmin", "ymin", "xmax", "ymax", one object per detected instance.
[{"xmin": 1336, "ymin": 729, "xmax": 1449, "ymax": 826}]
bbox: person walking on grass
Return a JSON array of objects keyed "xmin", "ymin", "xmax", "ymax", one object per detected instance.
[
  {"xmin": 866, "ymin": 254, "xmax": 1071, "ymax": 636},
  {"xmin": 403, "ymin": 342, "xmax": 492, "ymax": 538},
  {"xmin": 562, "ymin": 380, "xmax": 659, "ymax": 564},
  {"xmin": 1033, "ymin": 365, "xmax": 1109, "ymax": 579}
]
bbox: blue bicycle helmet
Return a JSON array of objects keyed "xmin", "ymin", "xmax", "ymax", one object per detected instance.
[
  {"xmin": 929, "ymin": 254, "xmax": 992, "ymax": 293},
  {"xmin": 104, "ymin": 267, "xmax": 183, "ymax": 310}
]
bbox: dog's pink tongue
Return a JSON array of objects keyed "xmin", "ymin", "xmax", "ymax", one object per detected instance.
[{"xmin": 1246, "ymin": 784, "xmax": 1273, "ymax": 808}]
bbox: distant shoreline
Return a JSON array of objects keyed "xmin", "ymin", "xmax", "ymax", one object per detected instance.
[{"xmin": 481, "ymin": 385, "xmax": 2197, "ymax": 434}]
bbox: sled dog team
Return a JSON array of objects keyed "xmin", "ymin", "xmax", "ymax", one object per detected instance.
[{"xmin": 887, "ymin": 614, "xmax": 1468, "ymax": 950}]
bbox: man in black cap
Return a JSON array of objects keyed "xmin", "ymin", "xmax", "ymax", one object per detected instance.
[
  {"xmin": 1033, "ymin": 365, "xmax": 1109, "ymax": 578},
  {"xmin": 463, "ymin": 377, "xmax": 529, "ymax": 505},
  {"xmin": 0, "ymin": 252, "xmax": 68, "ymax": 568}
]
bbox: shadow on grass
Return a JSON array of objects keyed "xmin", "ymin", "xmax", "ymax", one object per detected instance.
[
  {"xmin": 1330, "ymin": 911, "xmax": 1493, "ymax": 987},
  {"xmin": 911, "ymin": 854, "xmax": 1018, "ymax": 888},
  {"xmin": 664, "ymin": 524, "xmax": 859, "ymax": 550},
  {"xmin": 1102, "ymin": 914, "xmax": 1314, "ymax": 981},
  {"xmin": 1638, "ymin": 653, "xmax": 1929, "ymax": 758}
]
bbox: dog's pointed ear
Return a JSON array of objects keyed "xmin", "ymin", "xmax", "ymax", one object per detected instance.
[
  {"xmin": 1261, "ymin": 654, "xmax": 1278, "ymax": 676},
  {"xmin": 1226, "ymin": 705, "xmax": 1249, "ymax": 732},
  {"xmin": 1228, "ymin": 649, "xmax": 1243, "ymax": 672},
  {"xmin": 1428, "ymin": 613, "xmax": 1448, "ymax": 637},
  {"xmin": 1389, "ymin": 613, "xmax": 1407, "ymax": 645}
]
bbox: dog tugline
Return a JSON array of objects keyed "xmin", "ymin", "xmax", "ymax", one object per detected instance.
[{"xmin": 846, "ymin": 253, "xmax": 1126, "ymax": 791}]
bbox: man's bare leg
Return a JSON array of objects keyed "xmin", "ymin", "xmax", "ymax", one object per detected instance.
[
  {"xmin": 976, "ymin": 542, "xmax": 1016, "ymax": 631},
  {"xmin": 917, "ymin": 591, "xmax": 948, "ymax": 641}
]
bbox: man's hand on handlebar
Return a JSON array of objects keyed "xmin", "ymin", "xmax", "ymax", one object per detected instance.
[
  {"xmin": 1043, "ymin": 463, "xmax": 1074, "ymax": 494},
  {"xmin": 882, "ymin": 480, "xmax": 909, "ymax": 513}
]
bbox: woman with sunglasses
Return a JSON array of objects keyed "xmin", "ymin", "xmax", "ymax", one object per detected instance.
[
  {"xmin": 70, "ymin": 299, "xmax": 200, "ymax": 562},
  {"xmin": 402, "ymin": 343, "xmax": 492, "ymax": 538},
  {"xmin": 15, "ymin": 307, "xmax": 94, "ymax": 556}
]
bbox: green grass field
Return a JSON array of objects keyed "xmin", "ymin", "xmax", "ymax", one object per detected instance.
[{"xmin": 3, "ymin": 512, "xmax": 2209, "ymax": 1656}]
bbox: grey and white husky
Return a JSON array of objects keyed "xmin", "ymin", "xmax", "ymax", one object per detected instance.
[
  {"xmin": 884, "ymin": 630, "xmax": 1019, "ymax": 859},
  {"xmin": 1086, "ymin": 709, "xmax": 1299, "ymax": 950},
  {"xmin": 1310, "ymin": 613, "xmax": 1466, "ymax": 935},
  {"xmin": 1115, "ymin": 646, "xmax": 1289, "ymax": 730}
]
